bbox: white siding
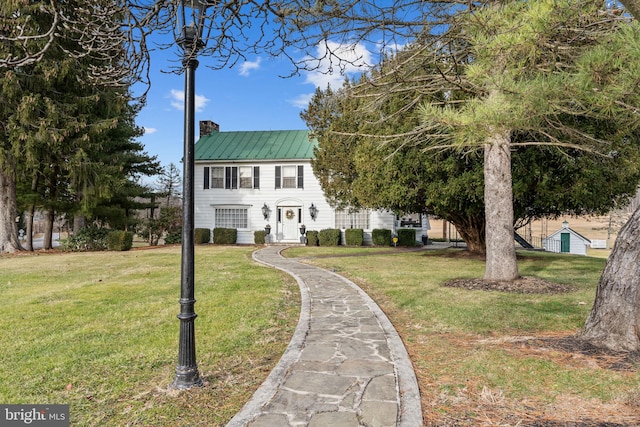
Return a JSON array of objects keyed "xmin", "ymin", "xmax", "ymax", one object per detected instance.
[
  {"xmin": 543, "ymin": 229, "xmax": 590, "ymax": 256},
  {"xmin": 195, "ymin": 160, "xmax": 334, "ymax": 244},
  {"xmin": 194, "ymin": 159, "xmax": 397, "ymax": 245}
]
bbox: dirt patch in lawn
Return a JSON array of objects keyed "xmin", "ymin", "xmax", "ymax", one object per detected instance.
[
  {"xmin": 413, "ymin": 332, "xmax": 640, "ymax": 427},
  {"xmin": 443, "ymin": 276, "xmax": 575, "ymax": 294}
]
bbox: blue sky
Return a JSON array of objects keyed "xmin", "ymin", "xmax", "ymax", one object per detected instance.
[{"xmin": 135, "ymin": 37, "xmax": 374, "ymax": 178}]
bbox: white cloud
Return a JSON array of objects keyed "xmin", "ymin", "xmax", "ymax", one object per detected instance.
[
  {"xmin": 303, "ymin": 40, "xmax": 373, "ymax": 89},
  {"xmin": 169, "ymin": 89, "xmax": 210, "ymax": 113},
  {"xmin": 239, "ymin": 57, "xmax": 262, "ymax": 76},
  {"xmin": 143, "ymin": 127, "xmax": 157, "ymax": 135},
  {"xmin": 288, "ymin": 93, "xmax": 314, "ymax": 109},
  {"xmin": 289, "ymin": 40, "xmax": 373, "ymax": 109}
]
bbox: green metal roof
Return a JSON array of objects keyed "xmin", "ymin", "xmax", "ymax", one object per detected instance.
[{"xmin": 195, "ymin": 130, "xmax": 316, "ymax": 161}]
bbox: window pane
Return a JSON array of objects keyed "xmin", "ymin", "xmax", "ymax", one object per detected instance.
[
  {"xmin": 282, "ymin": 165, "xmax": 296, "ymax": 188},
  {"xmin": 239, "ymin": 166, "xmax": 252, "ymax": 189},
  {"xmin": 335, "ymin": 209, "xmax": 370, "ymax": 229},
  {"xmin": 214, "ymin": 208, "xmax": 248, "ymax": 228},
  {"xmin": 211, "ymin": 167, "xmax": 224, "ymax": 188}
]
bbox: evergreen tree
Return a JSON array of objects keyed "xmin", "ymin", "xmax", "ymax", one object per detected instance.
[{"xmin": 0, "ymin": 1, "xmax": 158, "ymax": 251}]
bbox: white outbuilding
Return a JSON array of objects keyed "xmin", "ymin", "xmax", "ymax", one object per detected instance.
[{"xmin": 543, "ymin": 221, "xmax": 591, "ymax": 256}]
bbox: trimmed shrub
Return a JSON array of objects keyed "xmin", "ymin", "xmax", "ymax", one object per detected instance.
[
  {"xmin": 318, "ymin": 228, "xmax": 341, "ymax": 246},
  {"xmin": 306, "ymin": 230, "xmax": 319, "ymax": 246},
  {"xmin": 213, "ymin": 228, "xmax": 237, "ymax": 244},
  {"xmin": 345, "ymin": 228, "xmax": 364, "ymax": 246},
  {"xmin": 372, "ymin": 229, "xmax": 392, "ymax": 247},
  {"xmin": 194, "ymin": 228, "xmax": 211, "ymax": 244},
  {"xmin": 397, "ymin": 228, "xmax": 417, "ymax": 246},
  {"xmin": 254, "ymin": 230, "xmax": 266, "ymax": 244},
  {"xmin": 164, "ymin": 231, "xmax": 181, "ymax": 244},
  {"xmin": 107, "ymin": 231, "xmax": 134, "ymax": 251},
  {"xmin": 62, "ymin": 226, "xmax": 110, "ymax": 251}
]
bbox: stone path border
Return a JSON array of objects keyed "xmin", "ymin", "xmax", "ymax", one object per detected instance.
[{"xmin": 225, "ymin": 245, "xmax": 423, "ymax": 427}]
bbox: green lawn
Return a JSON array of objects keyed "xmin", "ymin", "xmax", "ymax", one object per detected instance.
[
  {"xmin": 0, "ymin": 246, "xmax": 299, "ymax": 426},
  {"xmin": 284, "ymin": 246, "xmax": 640, "ymax": 424},
  {"xmin": 3, "ymin": 245, "xmax": 638, "ymax": 425}
]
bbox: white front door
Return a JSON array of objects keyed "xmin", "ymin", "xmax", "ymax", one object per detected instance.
[{"xmin": 280, "ymin": 207, "xmax": 300, "ymax": 241}]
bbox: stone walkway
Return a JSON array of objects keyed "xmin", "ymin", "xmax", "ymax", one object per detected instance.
[{"xmin": 225, "ymin": 245, "xmax": 422, "ymax": 427}]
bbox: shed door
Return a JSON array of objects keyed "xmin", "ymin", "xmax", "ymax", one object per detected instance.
[{"xmin": 560, "ymin": 232, "xmax": 570, "ymax": 253}]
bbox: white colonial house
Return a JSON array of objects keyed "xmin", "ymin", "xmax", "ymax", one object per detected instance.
[{"xmin": 193, "ymin": 122, "xmax": 410, "ymax": 245}]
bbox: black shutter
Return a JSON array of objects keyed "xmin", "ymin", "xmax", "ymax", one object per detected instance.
[
  {"xmin": 231, "ymin": 166, "xmax": 238, "ymax": 189},
  {"xmin": 225, "ymin": 167, "xmax": 231, "ymax": 189},
  {"xmin": 275, "ymin": 166, "xmax": 281, "ymax": 189},
  {"xmin": 297, "ymin": 165, "xmax": 304, "ymax": 188},
  {"xmin": 253, "ymin": 166, "xmax": 260, "ymax": 189},
  {"xmin": 203, "ymin": 167, "xmax": 210, "ymax": 189}
]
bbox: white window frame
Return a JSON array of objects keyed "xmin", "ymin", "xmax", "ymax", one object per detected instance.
[
  {"xmin": 239, "ymin": 166, "xmax": 253, "ymax": 189},
  {"xmin": 211, "ymin": 167, "xmax": 224, "ymax": 188},
  {"xmin": 214, "ymin": 207, "xmax": 249, "ymax": 229},
  {"xmin": 335, "ymin": 209, "xmax": 371, "ymax": 230}
]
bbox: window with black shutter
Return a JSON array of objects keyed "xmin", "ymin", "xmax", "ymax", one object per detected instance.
[
  {"xmin": 275, "ymin": 166, "xmax": 281, "ymax": 189},
  {"xmin": 297, "ymin": 165, "xmax": 304, "ymax": 188},
  {"xmin": 253, "ymin": 166, "xmax": 260, "ymax": 189},
  {"xmin": 224, "ymin": 167, "xmax": 239, "ymax": 189},
  {"xmin": 225, "ymin": 167, "xmax": 232, "ymax": 189},
  {"xmin": 231, "ymin": 166, "xmax": 238, "ymax": 189},
  {"xmin": 203, "ymin": 167, "xmax": 210, "ymax": 189}
]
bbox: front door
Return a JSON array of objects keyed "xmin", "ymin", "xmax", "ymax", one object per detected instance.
[
  {"xmin": 280, "ymin": 207, "xmax": 300, "ymax": 241},
  {"xmin": 560, "ymin": 232, "xmax": 570, "ymax": 253}
]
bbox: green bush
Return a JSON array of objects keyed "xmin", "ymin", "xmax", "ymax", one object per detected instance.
[
  {"xmin": 345, "ymin": 228, "xmax": 364, "ymax": 246},
  {"xmin": 254, "ymin": 230, "xmax": 266, "ymax": 244},
  {"xmin": 164, "ymin": 231, "xmax": 181, "ymax": 244},
  {"xmin": 213, "ymin": 228, "xmax": 237, "ymax": 244},
  {"xmin": 62, "ymin": 226, "xmax": 110, "ymax": 251},
  {"xmin": 306, "ymin": 230, "xmax": 319, "ymax": 246},
  {"xmin": 397, "ymin": 228, "xmax": 417, "ymax": 246},
  {"xmin": 318, "ymin": 228, "xmax": 341, "ymax": 246},
  {"xmin": 372, "ymin": 229, "xmax": 392, "ymax": 246},
  {"xmin": 195, "ymin": 228, "xmax": 211, "ymax": 244},
  {"xmin": 107, "ymin": 231, "xmax": 134, "ymax": 251}
]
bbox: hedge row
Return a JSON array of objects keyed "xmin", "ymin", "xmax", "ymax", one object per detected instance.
[
  {"xmin": 213, "ymin": 228, "xmax": 237, "ymax": 244},
  {"xmin": 254, "ymin": 230, "xmax": 267, "ymax": 244},
  {"xmin": 195, "ymin": 228, "xmax": 211, "ymax": 244},
  {"xmin": 107, "ymin": 230, "xmax": 134, "ymax": 251}
]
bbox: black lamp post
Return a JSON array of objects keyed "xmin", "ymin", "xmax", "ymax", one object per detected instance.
[{"xmin": 171, "ymin": 0, "xmax": 210, "ymax": 390}]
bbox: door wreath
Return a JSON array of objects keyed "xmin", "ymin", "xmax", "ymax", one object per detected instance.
[{"xmin": 285, "ymin": 209, "xmax": 295, "ymax": 220}]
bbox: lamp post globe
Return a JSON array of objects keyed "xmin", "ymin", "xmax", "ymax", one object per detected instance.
[{"xmin": 171, "ymin": 0, "xmax": 210, "ymax": 390}]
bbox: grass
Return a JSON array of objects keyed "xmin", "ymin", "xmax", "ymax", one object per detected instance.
[
  {"xmin": 283, "ymin": 246, "xmax": 640, "ymax": 424},
  {"xmin": 3, "ymin": 244, "xmax": 639, "ymax": 425},
  {"xmin": 0, "ymin": 246, "xmax": 299, "ymax": 426}
]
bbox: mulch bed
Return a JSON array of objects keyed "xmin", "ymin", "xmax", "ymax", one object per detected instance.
[
  {"xmin": 443, "ymin": 276, "xmax": 575, "ymax": 294},
  {"xmin": 527, "ymin": 335, "xmax": 640, "ymax": 372},
  {"xmin": 523, "ymin": 422, "xmax": 629, "ymax": 427}
]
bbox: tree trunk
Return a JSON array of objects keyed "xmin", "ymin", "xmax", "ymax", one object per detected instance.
[
  {"xmin": 73, "ymin": 213, "xmax": 85, "ymax": 235},
  {"xmin": 43, "ymin": 207, "xmax": 54, "ymax": 250},
  {"xmin": 450, "ymin": 214, "xmax": 486, "ymax": 255},
  {"xmin": 25, "ymin": 204, "xmax": 35, "ymax": 251},
  {"xmin": 0, "ymin": 167, "xmax": 21, "ymax": 253},
  {"xmin": 580, "ymin": 204, "xmax": 640, "ymax": 351},
  {"xmin": 483, "ymin": 131, "xmax": 519, "ymax": 281},
  {"xmin": 24, "ymin": 172, "xmax": 40, "ymax": 251}
]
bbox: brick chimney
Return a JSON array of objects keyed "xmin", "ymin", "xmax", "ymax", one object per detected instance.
[{"xmin": 199, "ymin": 120, "xmax": 220, "ymax": 137}]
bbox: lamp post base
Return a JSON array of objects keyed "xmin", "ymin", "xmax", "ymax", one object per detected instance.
[{"xmin": 171, "ymin": 366, "xmax": 203, "ymax": 390}]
